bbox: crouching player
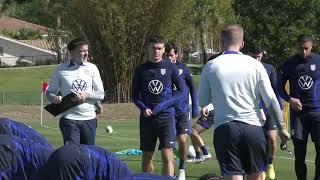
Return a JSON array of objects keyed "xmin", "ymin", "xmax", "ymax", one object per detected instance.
[
  {"xmin": 0, "ymin": 117, "xmax": 52, "ymax": 148},
  {"xmin": 39, "ymin": 144, "xmax": 174, "ymax": 180},
  {"xmin": 0, "ymin": 134, "xmax": 53, "ymax": 180}
]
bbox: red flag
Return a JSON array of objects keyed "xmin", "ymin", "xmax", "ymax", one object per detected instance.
[{"xmin": 42, "ymin": 82, "xmax": 49, "ymax": 92}]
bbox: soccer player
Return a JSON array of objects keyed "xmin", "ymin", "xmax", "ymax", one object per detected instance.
[
  {"xmin": 131, "ymin": 35, "xmax": 186, "ymax": 177},
  {"xmin": 46, "ymin": 38, "xmax": 104, "ymax": 145},
  {"xmin": 0, "ymin": 117, "xmax": 52, "ymax": 148},
  {"xmin": 198, "ymin": 24, "xmax": 290, "ymax": 180},
  {"xmin": 39, "ymin": 144, "xmax": 174, "ymax": 180},
  {"xmin": 187, "ymin": 53, "xmax": 222, "ymax": 164},
  {"xmin": 0, "ymin": 134, "xmax": 53, "ymax": 180},
  {"xmin": 252, "ymin": 49, "xmax": 283, "ymax": 180},
  {"xmin": 187, "ymin": 104, "xmax": 213, "ymax": 163},
  {"xmin": 278, "ymin": 35, "xmax": 320, "ymax": 180},
  {"xmin": 165, "ymin": 42, "xmax": 199, "ymax": 180}
]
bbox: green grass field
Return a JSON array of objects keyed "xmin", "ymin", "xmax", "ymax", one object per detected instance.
[
  {"xmin": 0, "ymin": 65, "xmax": 317, "ymax": 179},
  {"xmin": 0, "ymin": 102, "xmax": 314, "ymax": 180},
  {"xmin": 0, "ymin": 65, "xmax": 56, "ymax": 104}
]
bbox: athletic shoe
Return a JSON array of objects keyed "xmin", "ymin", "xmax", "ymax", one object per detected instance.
[
  {"xmin": 266, "ymin": 164, "xmax": 276, "ymax": 180},
  {"xmin": 177, "ymin": 169, "xmax": 185, "ymax": 180},
  {"xmin": 186, "ymin": 157, "xmax": 204, "ymax": 163},
  {"xmin": 202, "ymin": 153, "xmax": 212, "ymax": 161}
]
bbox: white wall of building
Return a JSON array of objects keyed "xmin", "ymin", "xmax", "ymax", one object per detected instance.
[{"xmin": 0, "ymin": 36, "xmax": 57, "ymax": 66}]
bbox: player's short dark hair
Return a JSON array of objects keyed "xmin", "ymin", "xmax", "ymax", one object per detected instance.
[
  {"xmin": 67, "ymin": 38, "xmax": 88, "ymax": 51},
  {"xmin": 165, "ymin": 42, "xmax": 178, "ymax": 54},
  {"xmin": 297, "ymin": 34, "xmax": 313, "ymax": 44},
  {"xmin": 148, "ymin": 35, "xmax": 165, "ymax": 45}
]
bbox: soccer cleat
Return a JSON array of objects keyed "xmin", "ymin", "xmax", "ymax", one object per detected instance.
[
  {"xmin": 266, "ymin": 164, "xmax": 276, "ymax": 180},
  {"xmin": 186, "ymin": 157, "xmax": 204, "ymax": 163},
  {"xmin": 202, "ymin": 153, "xmax": 212, "ymax": 161},
  {"xmin": 177, "ymin": 169, "xmax": 186, "ymax": 180}
]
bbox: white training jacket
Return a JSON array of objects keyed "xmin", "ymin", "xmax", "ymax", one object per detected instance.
[
  {"xmin": 198, "ymin": 52, "xmax": 284, "ymax": 129},
  {"xmin": 46, "ymin": 61, "xmax": 104, "ymax": 120}
]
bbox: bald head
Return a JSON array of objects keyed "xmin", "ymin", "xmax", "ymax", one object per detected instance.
[{"xmin": 221, "ymin": 24, "xmax": 244, "ymax": 50}]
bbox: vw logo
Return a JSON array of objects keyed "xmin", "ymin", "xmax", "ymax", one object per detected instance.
[
  {"xmin": 298, "ymin": 75, "xmax": 313, "ymax": 90},
  {"xmin": 72, "ymin": 79, "xmax": 87, "ymax": 92},
  {"xmin": 148, "ymin": 80, "xmax": 163, "ymax": 94}
]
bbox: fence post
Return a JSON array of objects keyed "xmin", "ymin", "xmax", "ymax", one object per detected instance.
[{"xmin": 1, "ymin": 92, "xmax": 4, "ymax": 104}]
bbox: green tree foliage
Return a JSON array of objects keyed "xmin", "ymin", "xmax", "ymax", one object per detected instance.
[
  {"xmin": 233, "ymin": 0, "xmax": 320, "ymax": 67},
  {"xmin": 0, "ymin": 0, "xmax": 235, "ymax": 102},
  {"xmin": 54, "ymin": 0, "xmax": 184, "ymax": 102},
  {"xmin": 0, "ymin": 0, "xmax": 55, "ymax": 27},
  {"xmin": 0, "ymin": 28, "xmax": 42, "ymax": 40}
]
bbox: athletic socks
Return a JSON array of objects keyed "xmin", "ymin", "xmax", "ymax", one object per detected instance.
[
  {"xmin": 179, "ymin": 159, "xmax": 185, "ymax": 170},
  {"xmin": 268, "ymin": 157, "xmax": 273, "ymax": 164},
  {"xmin": 195, "ymin": 151, "xmax": 201, "ymax": 159},
  {"xmin": 201, "ymin": 146, "xmax": 209, "ymax": 155}
]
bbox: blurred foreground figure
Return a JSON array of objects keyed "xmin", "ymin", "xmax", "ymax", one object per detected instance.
[
  {"xmin": 40, "ymin": 144, "xmax": 174, "ymax": 180},
  {"xmin": 0, "ymin": 117, "xmax": 52, "ymax": 148},
  {"xmin": 0, "ymin": 135, "xmax": 53, "ymax": 180}
]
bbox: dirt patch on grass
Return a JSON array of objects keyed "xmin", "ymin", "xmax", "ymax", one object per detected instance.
[{"xmin": 0, "ymin": 103, "xmax": 140, "ymax": 122}]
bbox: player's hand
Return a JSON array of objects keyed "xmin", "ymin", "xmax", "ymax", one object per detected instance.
[
  {"xmin": 278, "ymin": 128, "xmax": 290, "ymax": 145},
  {"xmin": 72, "ymin": 92, "xmax": 88, "ymax": 103},
  {"xmin": 144, "ymin": 109, "xmax": 153, "ymax": 117},
  {"xmin": 289, "ymin": 97, "xmax": 302, "ymax": 111},
  {"xmin": 53, "ymin": 95, "xmax": 62, "ymax": 104},
  {"xmin": 201, "ymin": 107, "xmax": 209, "ymax": 117}
]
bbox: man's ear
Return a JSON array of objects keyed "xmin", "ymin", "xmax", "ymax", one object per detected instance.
[{"xmin": 240, "ymin": 41, "xmax": 244, "ymax": 49}]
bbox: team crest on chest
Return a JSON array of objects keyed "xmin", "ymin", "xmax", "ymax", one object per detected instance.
[
  {"xmin": 179, "ymin": 69, "xmax": 183, "ymax": 75},
  {"xmin": 160, "ymin": 69, "xmax": 166, "ymax": 75},
  {"xmin": 311, "ymin": 64, "xmax": 316, "ymax": 71}
]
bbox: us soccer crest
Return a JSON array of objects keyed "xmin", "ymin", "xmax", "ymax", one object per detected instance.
[
  {"xmin": 179, "ymin": 69, "xmax": 183, "ymax": 75},
  {"xmin": 311, "ymin": 64, "xmax": 316, "ymax": 71},
  {"xmin": 160, "ymin": 68, "xmax": 166, "ymax": 75}
]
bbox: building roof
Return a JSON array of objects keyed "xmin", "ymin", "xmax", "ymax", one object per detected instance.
[
  {"xmin": 20, "ymin": 40, "xmax": 55, "ymax": 51},
  {"xmin": 0, "ymin": 16, "xmax": 48, "ymax": 35},
  {"xmin": 0, "ymin": 35, "xmax": 56, "ymax": 55}
]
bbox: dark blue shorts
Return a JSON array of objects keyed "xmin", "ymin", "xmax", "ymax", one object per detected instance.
[
  {"xmin": 263, "ymin": 115, "xmax": 277, "ymax": 131},
  {"xmin": 140, "ymin": 113, "xmax": 176, "ymax": 151},
  {"xmin": 175, "ymin": 113, "xmax": 192, "ymax": 135},
  {"xmin": 196, "ymin": 111, "xmax": 214, "ymax": 129},
  {"xmin": 214, "ymin": 121, "xmax": 268, "ymax": 176},
  {"xmin": 59, "ymin": 117, "xmax": 97, "ymax": 145}
]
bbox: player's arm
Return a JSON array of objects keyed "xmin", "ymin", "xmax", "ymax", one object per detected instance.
[
  {"xmin": 198, "ymin": 64, "xmax": 212, "ymax": 108},
  {"xmin": 258, "ymin": 65, "xmax": 290, "ymax": 143},
  {"xmin": 152, "ymin": 65, "xmax": 187, "ymax": 115},
  {"xmin": 131, "ymin": 67, "xmax": 148, "ymax": 112},
  {"xmin": 46, "ymin": 66, "xmax": 62, "ymax": 104},
  {"xmin": 277, "ymin": 63, "xmax": 302, "ymax": 111},
  {"xmin": 184, "ymin": 65, "xmax": 199, "ymax": 118},
  {"xmin": 86, "ymin": 65, "xmax": 104, "ymax": 101}
]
